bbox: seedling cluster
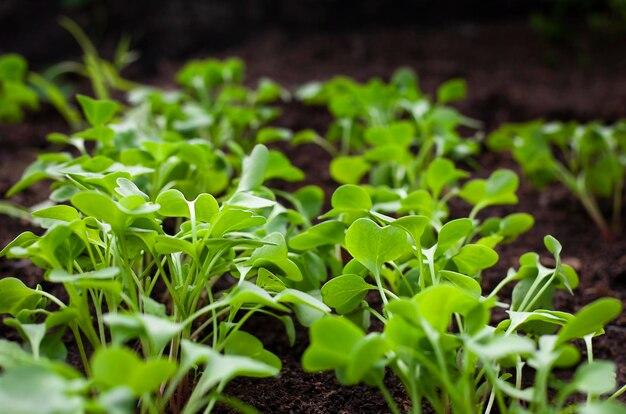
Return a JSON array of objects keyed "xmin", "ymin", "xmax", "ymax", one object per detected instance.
[{"xmin": 0, "ymin": 30, "xmax": 625, "ymax": 414}]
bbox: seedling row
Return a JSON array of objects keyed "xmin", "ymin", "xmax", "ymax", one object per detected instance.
[{"xmin": 0, "ymin": 28, "xmax": 625, "ymax": 414}]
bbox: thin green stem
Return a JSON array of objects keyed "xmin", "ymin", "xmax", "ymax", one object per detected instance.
[{"xmin": 378, "ymin": 380, "xmax": 401, "ymax": 414}]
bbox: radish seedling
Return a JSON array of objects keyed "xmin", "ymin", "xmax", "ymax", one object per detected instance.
[
  {"xmin": 304, "ymin": 237, "xmax": 625, "ymax": 414},
  {"xmin": 297, "ymin": 70, "xmax": 480, "ymax": 188},
  {"xmin": 489, "ymin": 120, "xmax": 626, "ymax": 238}
]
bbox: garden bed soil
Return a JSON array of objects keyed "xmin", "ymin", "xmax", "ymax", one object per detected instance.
[{"xmin": 1, "ymin": 21, "xmax": 626, "ymax": 413}]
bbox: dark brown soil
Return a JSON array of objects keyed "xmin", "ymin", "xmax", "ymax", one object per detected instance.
[{"xmin": 2, "ymin": 21, "xmax": 626, "ymax": 413}]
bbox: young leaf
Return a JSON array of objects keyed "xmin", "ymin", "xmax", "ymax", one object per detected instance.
[
  {"xmin": 321, "ymin": 274, "xmax": 375, "ymax": 314},
  {"xmin": 364, "ymin": 122, "xmax": 414, "ymax": 147},
  {"xmin": 265, "ymin": 150, "xmax": 304, "ymax": 182},
  {"xmin": 344, "ymin": 218, "xmax": 409, "ymax": 275},
  {"xmin": 274, "ymin": 289, "xmax": 331, "ymax": 313},
  {"xmin": 224, "ymin": 330, "xmax": 282, "ymax": 370},
  {"xmin": 76, "ymin": 94, "xmax": 120, "ymax": 126},
  {"xmin": 104, "ymin": 313, "xmax": 182, "ymax": 352},
  {"xmin": 91, "ymin": 346, "xmax": 176, "ymax": 396},
  {"xmin": 237, "ymin": 144, "xmax": 269, "ymax": 192},
  {"xmin": 331, "ymin": 184, "xmax": 372, "ymax": 212},
  {"xmin": 289, "ymin": 221, "xmax": 345, "ymax": 250},
  {"xmin": 31, "ymin": 205, "xmax": 80, "ymax": 224},
  {"xmin": 544, "ymin": 234, "xmax": 562, "ymax": 256},
  {"xmin": 329, "ymin": 156, "xmax": 370, "ymax": 184},
  {"xmin": 0, "ymin": 278, "xmax": 41, "ymax": 316},
  {"xmin": 302, "ymin": 316, "xmax": 363, "ymax": 371},
  {"xmin": 557, "ymin": 298, "xmax": 622, "ymax": 345},
  {"xmin": 71, "ymin": 191, "xmax": 125, "ymax": 230},
  {"xmin": 435, "ymin": 218, "xmax": 473, "ymax": 256},
  {"xmin": 179, "ymin": 340, "xmax": 278, "ymax": 401},
  {"xmin": 0, "ymin": 366, "xmax": 86, "ymax": 414},
  {"xmin": 391, "ymin": 215, "xmax": 431, "ymax": 247},
  {"xmin": 452, "ymin": 244, "xmax": 498, "ymax": 275},
  {"xmin": 460, "ymin": 169, "xmax": 519, "ymax": 209},
  {"xmin": 437, "ymin": 78, "xmax": 467, "ymax": 104},
  {"xmin": 426, "ymin": 158, "xmax": 467, "ymax": 198},
  {"xmin": 411, "ymin": 284, "xmax": 479, "ymax": 332},
  {"xmin": 250, "ymin": 233, "xmax": 303, "ymax": 281},
  {"xmin": 572, "ymin": 361, "xmax": 617, "ymax": 395}
]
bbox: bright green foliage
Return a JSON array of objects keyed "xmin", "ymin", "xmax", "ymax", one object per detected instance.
[
  {"xmin": 489, "ymin": 120, "xmax": 626, "ymax": 237},
  {"xmin": 0, "ymin": 52, "xmax": 80, "ymax": 127},
  {"xmin": 297, "ymin": 69, "xmax": 479, "ymax": 188},
  {"xmin": 1, "ymin": 79, "xmax": 326, "ymax": 412},
  {"xmin": 0, "ymin": 54, "xmax": 38, "ymax": 122},
  {"xmin": 0, "ymin": 142, "xmax": 329, "ymax": 411},
  {"xmin": 305, "ymin": 241, "xmax": 624, "ymax": 414},
  {"xmin": 313, "ymin": 167, "xmax": 533, "ymax": 319},
  {"xmin": 1, "ymin": 47, "xmax": 624, "ymax": 414}
]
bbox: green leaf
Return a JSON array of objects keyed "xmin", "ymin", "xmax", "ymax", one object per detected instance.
[
  {"xmin": 227, "ymin": 282, "xmax": 289, "ymax": 312},
  {"xmin": 411, "ymin": 284, "xmax": 479, "ymax": 332},
  {"xmin": 459, "ymin": 169, "xmax": 519, "ymax": 209},
  {"xmin": 345, "ymin": 218, "xmax": 409, "ymax": 275},
  {"xmin": 32, "ymin": 205, "xmax": 80, "ymax": 224},
  {"xmin": 436, "ymin": 78, "xmax": 467, "ymax": 104},
  {"xmin": 156, "ymin": 189, "xmax": 218, "ymax": 222},
  {"xmin": 391, "ymin": 215, "xmax": 431, "ymax": 247},
  {"xmin": 179, "ymin": 340, "xmax": 278, "ymax": 399},
  {"xmin": 364, "ymin": 122, "xmax": 414, "ymax": 147},
  {"xmin": 0, "ymin": 201, "xmax": 31, "ymax": 222},
  {"xmin": 506, "ymin": 310, "xmax": 571, "ymax": 335},
  {"xmin": 544, "ymin": 234, "xmax": 562, "ymax": 256},
  {"xmin": 438, "ymin": 270, "xmax": 482, "ymax": 296},
  {"xmin": 115, "ymin": 178, "xmax": 148, "ymax": 199},
  {"xmin": 0, "ymin": 366, "xmax": 86, "ymax": 414},
  {"xmin": 452, "ymin": 244, "xmax": 498, "ymax": 275},
  {"xmin": 0, "ymin": 278, "xmax": 40, "ymax": 316},
  {"xmin": 226, "ymin": 192, "xmax": 275, "ymax": 209},
  {"xmin": 194, "ymin": 194, "xmax": 219, "ymax": 222},
  {"xmin": 293, "ymin": 185, "xmax": 324, "ymax": 219},
  {"xmin": 256, "ymin": 127, "xmax": 291, "ymax": 144},
  {"xmin": 331, "ymin": 184, "xmax": 372, "ymax": 212},
  {"xmin": 343, "ymin": 333, "xmax": 388, "ymax": 384},
  {"xmin": 435, "ymin": 218, "xmax": 473, "ymax": 256},
  {"xmin": 321, "ymin": 274, "xmax": 374, "ymax": 314},
  {"xmin": 573, "ymin": 361, "xmax": 617, "ymax": 395},
  {"xmin": 289, "ymin": 221, "xmax": 345, "ymax": 250},
  {"xmin": 154, "ymin": 235, "xmax": 196, "ymax": 257},
  {"xmin": 250, "ymin": 233, "xmax": 303, "ymax": 281},
  {"xmin": 91, "ymin": 346, "xmax": 176, "ymax": 396},
  {"xmin": 224, "ymin": 330, "xmax": 282, "ymax": 370},
  {"xmin": 0, "ymin": 54, "xmax": 27, "ymax": 81},
  {"xmin": 302, "ymin": 316, "xmax": 363, "ymax": 372},
  {"xmin": 48, "ymin": 268, "xmax": 121, "ymax": 294},
  {"xmin": 255, "ymin": 268, "xmax": 286, "ymax": 292},
  {"xmin": 579, "ymin": 401, "xmax": 626, "ymax": 414},
  {"xmin": 330, "ymin": 156, "xmax": 370, "ymax": 184},
  {"xmin": 3, "ymin": 320, "xmax": 46, "ymax": 358},
  {"xmin": 557, "ymin": 298, "xmax": 622, "ymax": 345},
  {"xmin": 499, "ymin": 213, "xmax": 534, "ymax": 240},
  {"xmin": 210, "ymin": 208, "xmax": 265, "ymax": 237},
  {"xmin": 274, "ymin": 289, "xmax": 331, "ymax": 313},
  {"xmin": 265, "ymin": 150, "xmax": 304, "ymax": 182},
  {"xmin": 426, "ymin": 158, "xmax": 468, "ymax": 198},
  {"xmin": 238, "ymin": 144, "xmax": 269, "ymax": 192},
  {"xmin": 156, "ymin": 189, "xmax": 191, "ymax": 217},
  {"xmin": 104, "ymin": 313, "xmax": 182, "ymax": 353},
  {"xmin": 468, "ymin": 334, "xmax": 535, "ymax": 360},
  {"xmin": 76, "ymin": 94, "xmax": 120, "ymax": 126},
  {"xmin": 71, "ymin": 191, "xmax": 125, "ymax": 230},
  {"xmin": 48, "ymin": 267, "xmax": 119, "ymax": 282}
]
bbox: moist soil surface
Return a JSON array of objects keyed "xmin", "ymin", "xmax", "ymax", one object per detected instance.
[{"xmin": 1, "ymin": 21, "xmax": 626, "ymax": 413}]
